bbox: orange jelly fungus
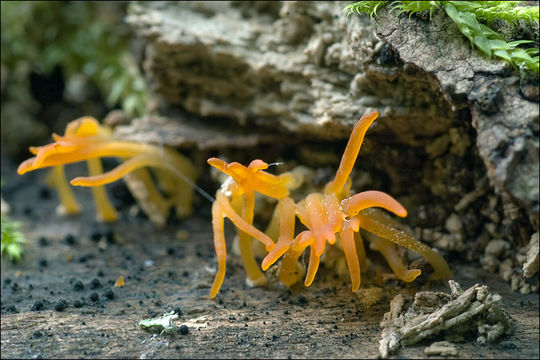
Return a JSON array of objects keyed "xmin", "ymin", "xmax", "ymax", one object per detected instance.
[
  {"xmin": 18, "ymin": 116, "xmax": 197, "ymax": 224},
  {"xmin": 207, "ymin": 111, "xmax": 452, "ymax": 298}
]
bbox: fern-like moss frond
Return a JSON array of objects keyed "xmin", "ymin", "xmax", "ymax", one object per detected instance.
[
  {"xmin": 444, "ymin": 2, "xmax": 538, "ymax": 73},
  {"xmin": 344, "ymin": 1, "xmax": 388, "ymax": 19},
  {"xmin": 344, "ymin": 0, "xmax": 539, "ymax": 74},
  {"xmin": 391, "ymin": 1, "xmax": 441, "ymax": 18},
  {"xmin": 450, "ymin": 1, "xmax": 539, "ymax": 25}
]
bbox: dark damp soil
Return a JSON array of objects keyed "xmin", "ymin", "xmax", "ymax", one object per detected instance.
[{"xmin": 1, "ymin": 156, "xmax": 538, "ymax": 359}]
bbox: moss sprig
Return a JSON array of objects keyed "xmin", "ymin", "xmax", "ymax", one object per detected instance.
[
  {"xmin": 344, "ymin": 1, "xmax": 539, "ymax": 75},
  {"xmin": 1, "ymin": 215, "xmax": 27, "ymax": 262},
  {"xmin": 453, "ymin": 1, "xmax": 539, "ymax": 25},
  {"xmin": 344, "ymin": 1, "xmax": 387, "ymax": 19},
  {"xmin": 390, "ymin": 1, "xmax": 442, "ymax": 18},
  {"xmin": 444, "ymin": 2, "xmax": 538, "ymax": 74}
]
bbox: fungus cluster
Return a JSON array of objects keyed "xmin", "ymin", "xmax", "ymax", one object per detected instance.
[
  {"xmin": 18, "ymin": 116, "xmax": 197, "ymax": 226},
  {"xmin": 17, "ymin": 112, "xmax": 451, "ymax": 299},
  {"xmin": 208, "ymin": 111, "xmax": 452, "ymax": 298}
]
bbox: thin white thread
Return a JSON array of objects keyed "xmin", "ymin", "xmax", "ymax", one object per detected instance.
[
  {"xmin": 161, "ymin": 158, "xmax": 216, "ymax": 204},
  {"xmin": 154, "ymin": 132, "xmax": 216, "ymax": 203}
]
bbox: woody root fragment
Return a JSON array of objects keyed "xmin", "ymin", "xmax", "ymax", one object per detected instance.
[{"xmin": 379, "ymin": 280, "xmax": 513, "ymax": 358}]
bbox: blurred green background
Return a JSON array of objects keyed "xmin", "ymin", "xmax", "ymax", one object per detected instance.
[{"xmin": 1, "ymin": 1, "xmax": 150, "ymax": 158}]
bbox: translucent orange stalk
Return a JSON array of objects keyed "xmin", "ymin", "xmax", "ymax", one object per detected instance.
[
  {"xmin": 86, "ymin": 157, "xmax": 117, "ymax": 222},
  {"xmin": 209, "ymin": 191, "xmax": 275, "ymax": 298},
  {"xmin": 358, "ymin": 213, "xmax": 452, "ymax": 280},
  {"xmin": 340, "ymin": 191, "xmax": 407, "ymax": 218},
  {"xmin": 279, "ymin": 231, "xmax": 312, "ymax": 286},
  {"xmin": 340, "ymin": 217, "xmax": 362, "ymax": 291},
  {"xmin": 71, "ymin": 154, "xmax": 166, "ymax": 186},
  {"xmin": 325, "ymin": 111, "xmax": 379, "ymax": 196},
  {"xmin": 210, "ymin": 198, "xmax": 227, "ymax": 299},
  {"xmin": 208, "ymin": 157, "xmax": 295, "ymax": 297},
  {"xmin": 48, "ymin": 165, "xmax": 81, "ymax": 215},
  {"xmin": 369, "ymin": 236, "xmax": 421, "ymax": 283},
  {"xmin": 261, "ymin": 197, "xmax": 296, "ymax": 271}
]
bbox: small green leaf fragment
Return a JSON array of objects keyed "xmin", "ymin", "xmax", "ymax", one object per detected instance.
[
  {"xmin": 139, "ymin": 311, "xmax": 179, "ymax": 335},
  {"xmin": 1, "ymin": 214, "xmax": 27, "ymax": 262}
]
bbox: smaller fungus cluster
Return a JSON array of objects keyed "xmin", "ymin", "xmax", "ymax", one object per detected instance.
[
  {"xmin": 18, "ymin": 116, "xmax": 197, "ymax": 226},
  {"xmin": 208, "ymin": 111, "xmax": 452, "ymax": 298}
]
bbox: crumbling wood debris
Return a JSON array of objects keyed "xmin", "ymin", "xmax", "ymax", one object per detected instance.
[
  {"xmin": 379, "ymin": 280, "xmax": 514, "ymax": 358},
  {"xmin": 424, "ymin": 341, "xmax": 458, "ymax": 357},
  {"xmin": 123, "ymin": 171, "xmax": 169, "ymax": 228},
  {"xmin": 523, "ymin": 232, "xmax": 539, "ymax": 279}
]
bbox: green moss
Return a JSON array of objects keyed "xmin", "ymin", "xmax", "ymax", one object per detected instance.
[
  {"xmin": 1, "ymin": 2, "xmax": 150, "ymax": 116},
  {"xmin": 345, "ymin": 1, "xmax": 539, "ymax": 75},
  {"xmin": 1, "ymin": 215, "xmax": 27, "ymax": 262},
  {"xmin": 345, "ymin": 1, "xmax": 387, "ymax": 19}
]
